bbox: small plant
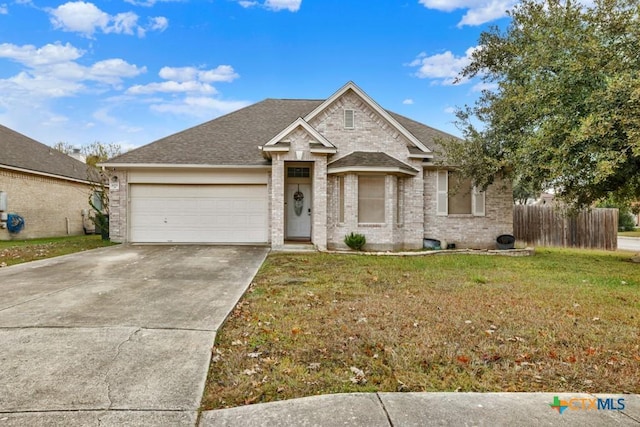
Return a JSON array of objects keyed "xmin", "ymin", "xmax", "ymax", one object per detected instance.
[{"xmin": 344, "ymin": 232, "xmax": 366, "ymax": 251}]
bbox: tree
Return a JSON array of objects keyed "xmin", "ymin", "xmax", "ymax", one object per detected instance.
[
  {"xmin": 54, "ymin": 141, "xmax": 122, "ymax": 238},
  {"xmin": 445, "ymin": 0, "xmax": 640, "ymax": 209}
]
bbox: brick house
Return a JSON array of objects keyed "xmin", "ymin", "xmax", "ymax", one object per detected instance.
[
  {"xmin": 0, "ymin": 125, "xmax": 95, "ymax": 240},
  {"xmin": 104, "ymin": 82, "xmax": 513, "ymax": 250}
]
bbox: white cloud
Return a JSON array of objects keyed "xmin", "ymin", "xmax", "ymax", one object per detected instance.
[
  {"xmin": 265, "ymin": 0, "xmax": 301, "ymax": 11},
  {"xmin": 407, "ymin": 46, "xmax": 478, "ymax": 85},
  {"xmin": 151, "ymin": 97, "xmax": 250, "ymax": 118},
  {"xmin": 131, "ymin": 65, "xmax": 239, "ymax": 95},
  {"xmin": 236, "ymin": 0, "xmax": 301, "ymax": 12},
  {"xmin": 124, "ymin": 0, "xmax": 182, "ymax": 6},
  {"xmin": 0, "ymin": 42, "xmax": 83, "ymax": 66},
  {"xmin": 148, "ymin": 16, "xmax": 168, "ymax": 32},
  {"xmin": 106, "ymin": 11, "xmax": 138, "ymax": 35},
  {"xmin": 0, "ymin": 42, "xmax": 145, "ymax": 98},
  {"xmin": 0, "ymin": 4, "xmax": 8, "ymax": 14},
  {"xmin": 198, "ymin": 65, "xmax": 239, "ymax": 82},
  {"xmin": 402, "ymin": 99, "xmax": 414, "ymax": 105},
  {"xmin": 158, "ymin": 66, "xmax": 198, "ymax": 82},
  {"xmin": 129, "ymin": 65, "xmax": 246, "ymax": 119},
  {"xmin": 444, "ymin": 106, "xmax": 456, "ymax": 114},
  {"xmin": 472, "ymin": 82, "xmax": 499, "ymax": 92},
  {"xmin": 127, "ymin": 81, "xmax": 217, "ymax": 95},
  {"xmin": 419, "ymin": 0, "xmax": 516, "ymax": 27},
  {"xmin": 48, "ymin": 1, "xmax": 168, "ymax": 38},
  {"xmin": 49, "ymin": 1, "xmax": 109, "ymax": 36}
]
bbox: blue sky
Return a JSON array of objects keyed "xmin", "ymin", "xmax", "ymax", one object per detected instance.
[{"xmin": 0, "ymin": 0, "xmax": 516, "ymax": 150}]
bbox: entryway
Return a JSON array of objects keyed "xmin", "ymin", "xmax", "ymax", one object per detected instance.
[{"xmin": 285, "ymin": 164, "xmax": 312, "ymax": 241}]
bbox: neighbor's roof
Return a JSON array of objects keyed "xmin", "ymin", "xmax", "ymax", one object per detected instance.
[
  {"xmin": 0, "ymin": 124, "xmax": 92, "ymax": 182},
  {"xmin": 105, "ymin": 99, "xmax": 455, "ymax": 166}
]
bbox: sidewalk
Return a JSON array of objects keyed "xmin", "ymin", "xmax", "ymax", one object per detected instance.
[{"xmin": 200, "ymin": 392, "xmax": 640, "ymax": 426}]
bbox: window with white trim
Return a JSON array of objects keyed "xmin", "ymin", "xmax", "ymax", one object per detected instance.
[
  {"xmin": 344, "ymin": 109, "xmax": 355, "ymax": 129},
  {"xmin": 436, "ymin": 170, "xmax": 485, "ymax": 216},
  {"xmin": 358, "ymin": 175, "xmax": 385, "ymax": 223}
]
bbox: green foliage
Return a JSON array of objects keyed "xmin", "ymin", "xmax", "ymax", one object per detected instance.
[
  {"xmin": 445, "ymin": 0, "xmax": 640, "ymax": 209},
  {"xmin": 344, "ymin": 232, "xmax": 366, "ymax": 251},
  {"xmin": 53, "ymin": 141, "xmax": 123, "ymax": 240},
  {"xmin": 596, "ymin": 197, "xmax": 637, "ymax": 231}
]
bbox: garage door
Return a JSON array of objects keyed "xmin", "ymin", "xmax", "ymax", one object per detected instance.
[{"xmin": 129, "ymin": 184, "xmax": 268, "ymax": 243}]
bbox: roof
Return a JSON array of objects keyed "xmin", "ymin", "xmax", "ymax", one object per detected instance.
[
  {"xmin": 0, "ymin": 124, "xmax": 92, "ymax": 182},
  {"xmin": 327, "ymin": 151, "xmax": 418, "ymax": 175},
  {"xmin": 105, "ymin": 97, "xmax": 458, "ymax": 167},
  {"xmin": 107, "ymin": 99, "xmax": 324, "ymax": 166}
]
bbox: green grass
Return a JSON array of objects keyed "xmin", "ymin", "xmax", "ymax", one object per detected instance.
[
  {"xmin": 0, "ymin": 235, "xmax": 117, "ymax": 266},
  {"xmin": 619, "ymin": 230, "xmax": 640, "ymax": 238},
  {"xmin": 202, "ymin": 248, "xmax": 640, "ymax": 410}
]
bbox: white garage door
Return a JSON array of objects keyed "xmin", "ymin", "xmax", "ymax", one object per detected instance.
[{"xmin": 129, "ymin": 184, "xmax": 268, "ymax": 243}]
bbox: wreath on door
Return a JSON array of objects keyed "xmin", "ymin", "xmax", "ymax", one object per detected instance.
[{"xmin": 293, "ymin": 185, "xmax": 304, "ymax": 216}]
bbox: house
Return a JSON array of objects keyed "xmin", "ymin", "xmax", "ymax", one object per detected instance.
[
  {"xmin": 103, "ymin": 82, "xmax": 513, "ymax": 250},
  {"xmin": 0, "ymin": 124, "xmax": 95, "ymax": 240}
]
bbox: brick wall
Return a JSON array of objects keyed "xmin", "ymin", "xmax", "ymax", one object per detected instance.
[
  {"xmin": 423, "ymin": 170, "xmax": 514, "ymax": 249},
  {"xmin": 108, "ymin": 170, "xmax": 128, "ymax": 243},
  {"xmin": 0, "ymin": 168, "xmax": 92, "ymax": 240}
]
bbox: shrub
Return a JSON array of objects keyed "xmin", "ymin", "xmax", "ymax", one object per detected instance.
[{"xmin": 344, "ymin": 232, "xmax": 366, "ymax": 251}]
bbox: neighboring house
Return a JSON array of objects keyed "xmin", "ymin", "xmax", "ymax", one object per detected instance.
[
  {"xmin": 104, "ymin": 82, "xmax": 513, "ymax": 250},
  {"xmin": 0, "ymin": 124, "xmax": 95, "ymax": 240}
]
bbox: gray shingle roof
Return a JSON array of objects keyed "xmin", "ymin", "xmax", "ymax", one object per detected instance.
[
  {"xmin": 106, "ymin": 99, "xmax": 459, "ymax": 166},
  {"xmin": 107, "ymin": 99, "xmax": 324, "ymax": 166},
  {"xmin": 0, "ymin": 124, "xmax": 92, "ymax": 182},
  {"xmin": 328, "ymin": 152, "xmax": 418, "ymax": 174}
]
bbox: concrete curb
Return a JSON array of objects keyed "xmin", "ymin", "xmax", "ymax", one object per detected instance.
[{"xmin": 199, "ymin": 392, "xmax": 640, "ymax": 427}]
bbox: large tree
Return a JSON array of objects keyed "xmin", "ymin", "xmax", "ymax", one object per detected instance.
[{"xmin": 446, "ymin": 0, "xmax": 640, "ymax": 208}]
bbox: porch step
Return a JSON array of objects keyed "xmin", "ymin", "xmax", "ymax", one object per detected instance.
[{"xmin": 275, "ymin": 243, "xmax": 317, "ymax": 252}]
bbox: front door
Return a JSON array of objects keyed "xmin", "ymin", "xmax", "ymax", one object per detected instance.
[{"xmin": 286, "ymin": 183, "xmax": 311, "ymax": 240}]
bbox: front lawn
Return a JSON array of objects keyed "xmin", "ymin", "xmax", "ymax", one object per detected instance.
[
  {"xmin": 0, "ymin": 235, "xmax": 116, "ymax": 267},
  {"xmin": 203, "ymin": 249, "xmax": 639, "ymax": 409},
  {"xmin": 619, "ymin": 230, "xmax": 640, "ymax": 238}
]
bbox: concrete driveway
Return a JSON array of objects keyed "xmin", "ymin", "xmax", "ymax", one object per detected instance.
[{"xmin": 0, "ymin": 245, "xmax": 268, "ymax": 426}]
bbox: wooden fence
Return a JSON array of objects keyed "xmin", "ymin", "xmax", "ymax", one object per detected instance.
[{"xmin": 513, "ymin": 205, "xmax": 618, "ymax": 250}]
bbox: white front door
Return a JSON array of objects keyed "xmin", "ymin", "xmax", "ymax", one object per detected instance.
[{"xmin": 286, "ymin": 183, "xmax": 311, "ymax": 239}]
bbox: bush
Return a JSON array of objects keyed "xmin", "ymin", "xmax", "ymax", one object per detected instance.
[
  {"xmin": 344, "ymin": 232, "xmax": 366, "ymax": 251},
  {"xmin": 619, "ymin": 210, "xmax": 636, "ymax": 232}
]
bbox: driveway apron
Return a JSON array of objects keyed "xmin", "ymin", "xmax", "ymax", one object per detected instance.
[{"xmin": 0, "ymin": 245, "xmax": 268, "ymax": 426}]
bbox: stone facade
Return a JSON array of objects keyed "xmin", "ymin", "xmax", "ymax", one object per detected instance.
[
  {"xmin": 108, "ymin": 170, "xmax": 128, "ymax": 243},
  {"xmin": 423, "ymin": 170, "xmax": 514, "ymax": 249},
  {"xmin": 0, "ymin": 168, "xmax": 93, "ymax": 240}
]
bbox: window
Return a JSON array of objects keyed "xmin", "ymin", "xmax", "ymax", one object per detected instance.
[
  {"xmin": 436, "ymin": 170, "xmax": 485, "ymax": 216},
  {"xmin": 344, "ymin": 109, "xmax": 355, "ymax": 129},
  {"xmin": 91, "ymin": 190, "xmax": 104, "ymax": 212},
  {"xmin": 339, "ymin": 176, "xmax": 345, "ymax": 223},
  {"xmin": 287, "ymin": 167, "xmax": 310, "ymax": 178},
  {"xmin": 448, "ymin": 172, "xmax": 473, "ymax": 214},
  {"xmin": 358, "ymin": 175, "xmax": 385, "ymax": 223}
]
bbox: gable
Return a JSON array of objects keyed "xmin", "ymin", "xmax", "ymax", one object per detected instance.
[{"xmin": 306, "ymin": 88, "xmax": 420, "ymax": 163}]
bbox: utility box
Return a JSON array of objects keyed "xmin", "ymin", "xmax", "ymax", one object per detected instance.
[{"xmin": 0, "ymin": 191, "xmax": 7, "ymax": 212}]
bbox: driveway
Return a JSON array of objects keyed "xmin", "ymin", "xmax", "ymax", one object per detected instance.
[{"xmin": 0, "ymin": 245, "xmax": 268, "ymax": 426}]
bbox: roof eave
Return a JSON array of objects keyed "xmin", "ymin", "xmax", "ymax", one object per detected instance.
[
  {"xmin": 99, "ymin": 163, "xmax": 272, "ymax": 169},
  {"xmin": 1, "ymin": 163, "xmax": 94, "ymax": 185},
  {"xmin": 327, "ymin": 166, "xmax": 418, "ymax": 176}
]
